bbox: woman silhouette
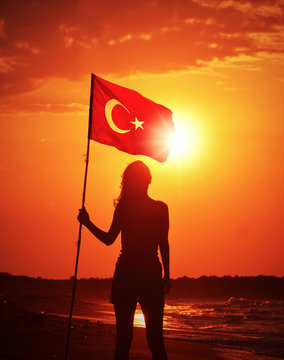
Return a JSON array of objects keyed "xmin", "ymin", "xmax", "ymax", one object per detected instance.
[{"xmin": 78, "ymin": 161, "xmax": 170, "ymax": 360}]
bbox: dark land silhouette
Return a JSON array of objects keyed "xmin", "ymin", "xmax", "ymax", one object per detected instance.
[{"xmin": 1, "ymin": 272, "xmax": 284, "ymax": 301}]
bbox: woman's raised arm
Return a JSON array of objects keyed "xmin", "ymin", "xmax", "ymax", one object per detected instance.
[{"xmin": 77, "ymin": 206, "xmax": 121, "ymax": 246}]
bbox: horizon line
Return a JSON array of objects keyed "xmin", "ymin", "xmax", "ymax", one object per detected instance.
[{"xmin": 1, "ymin": 272, "xmax": 284, "ymax": 281}]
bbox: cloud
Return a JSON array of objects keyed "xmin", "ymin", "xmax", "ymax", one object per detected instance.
[
  {"xmin": 15, "ymin": 41, "xmax": 41, "ymax": 54},
  {"xmin": 0, "ymin": 56, "xmax": 17, "ymax": 73},
  {"xmin": 0, "ymin": 102, "xmax": 88, "ymax": 115},
  {"xmin": 0, "ymin": 0, "xmax": 283, "ymax": 96},
  {"xmin": 194, "ymin": 0, "xmax": 284, "ymax": 17},
  {"xmin": 248, "ymin": 30, "xmax": 284, "ymax": 50}
]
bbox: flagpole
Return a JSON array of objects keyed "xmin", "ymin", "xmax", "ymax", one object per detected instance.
[{"xmin": 64, "ymin": 74, "xmax": 94, "ymax": 360}]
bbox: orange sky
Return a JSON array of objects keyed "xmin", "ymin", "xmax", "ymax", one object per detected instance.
[{"xmin": 0, "ymin": 0, "xmax": 284, "ymax": 279}]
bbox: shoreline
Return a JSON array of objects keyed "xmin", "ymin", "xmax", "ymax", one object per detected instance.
[
  {"xmin": 50, "ymin": 313, "xmax": 281, "ymax": 360},
  {"xmin": 0, "ymin": 307, "xmax": 226, "ymax": 360},
  {"xmin": 1, "ymin": 309, "xmax": 277, "ymax": 360},
  {"xmin": 1, "ymin": 294, "xmax": 282, "ymax": 360}
]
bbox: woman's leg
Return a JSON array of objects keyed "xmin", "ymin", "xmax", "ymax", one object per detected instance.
[
  {"xmin": 113, "ymin": 301, "xmax": 137, "ymax": 360},
  {"xmin": 140, "ymin": 298, "xmax": 168, "ymax": 360}
]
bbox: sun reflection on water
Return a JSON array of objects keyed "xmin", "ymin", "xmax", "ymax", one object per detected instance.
[
  {"xmin": 133, "ymin": 304, "xmax": 210, "ymax": 329},
  {"xmin": 133, "ymin": 303, "xmax": 210, "ymax": 330},
  {"xmin": 165, "ymin": 303, "xmax": 206, "ymax": 317},
  {"xmin": 134, "ymin": 309, "xmax": 146, "ymax": 327}
]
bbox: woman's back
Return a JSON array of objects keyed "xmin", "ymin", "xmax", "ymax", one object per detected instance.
[{"xmin": 115, "ymin": 196, "xmax": 167, "ymax": 271}]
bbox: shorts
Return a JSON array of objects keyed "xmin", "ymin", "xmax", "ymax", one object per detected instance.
[{"xmin": 110, "ymin": 268, "xmax": 164, "ymax": 305}]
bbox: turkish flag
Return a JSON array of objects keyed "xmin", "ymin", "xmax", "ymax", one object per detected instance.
[{"xmin": 89, "ymin": 74, "xmax": 174, "ymax": 162}]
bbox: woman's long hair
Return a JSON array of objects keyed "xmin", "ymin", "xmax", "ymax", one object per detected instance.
[{"xmin": 114, "ymin": 161, "xmax": 152, "ymax": 206}]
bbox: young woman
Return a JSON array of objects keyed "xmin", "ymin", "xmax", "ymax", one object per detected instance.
[{"xmin": 77, "ymin": 160, "xmax": 170, "ymax": 360}]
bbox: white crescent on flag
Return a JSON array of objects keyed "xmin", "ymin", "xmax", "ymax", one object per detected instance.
[{"xmin": 105, "ymin": 99, "xmax": 131, "ymax": 134}]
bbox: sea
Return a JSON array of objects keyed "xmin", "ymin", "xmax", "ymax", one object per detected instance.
[{"xmin": 59, "ymin": 297, "xmax": 284, "ymax": 360}]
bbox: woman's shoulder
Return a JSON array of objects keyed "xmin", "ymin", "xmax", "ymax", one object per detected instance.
[
  {"xmin": 150, "ymin": 199, "xmax": 168, "ymax": 213},
  {"xmin": 113, "ymin": 199, "xmax": 124, "ymax": 215},
  {"xmin": 154, "ymin": 199, "xmax": 167, "ymax": 207},
  {"xmin": 116, "ymin": 197, "xmax": 168, "ymax": 214}
]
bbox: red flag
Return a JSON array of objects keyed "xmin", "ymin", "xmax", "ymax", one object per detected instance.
[{"xmin": 89, "ymin": 74, "xmax": 174, "ymax": 162}]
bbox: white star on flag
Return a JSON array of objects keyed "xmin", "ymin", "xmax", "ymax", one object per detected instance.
[{"xmin": 131, "ymin": 117, "xmax": 144, "ymax": 130}]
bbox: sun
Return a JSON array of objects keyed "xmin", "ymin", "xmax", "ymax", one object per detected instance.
[{"xmin": 168, "ymin": 113, "xmax": 199, "ymax": 160}]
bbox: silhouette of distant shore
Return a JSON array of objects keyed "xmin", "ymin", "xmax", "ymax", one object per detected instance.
[{"xmin": 1, "ymin": 272, "xmax": 283, "ymax": 300}]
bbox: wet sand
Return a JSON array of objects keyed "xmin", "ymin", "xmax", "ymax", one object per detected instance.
[{"xmin": 0, "ymin": 306, "xmax": 226, "ymax": 360}]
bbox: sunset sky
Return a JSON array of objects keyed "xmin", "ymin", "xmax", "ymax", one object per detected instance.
[{"xmin": 1, "ymin": 0, "xmax": 284, "ymax": 279}]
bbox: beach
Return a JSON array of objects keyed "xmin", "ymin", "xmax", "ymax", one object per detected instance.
[
  {"xmin": 1, "ymin": 314, "xmax": 280, "ymax": 360},
  {"xmin": 2, "ymin": 298, "xmax": 279, "ymax": 360},
  {"xmin": 1, "ymin": 280, "xmax": 283, "ymax": 360},
  {"xmin": 0, "ymin": 307, "xmax": 226, "ymax": 360}
]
